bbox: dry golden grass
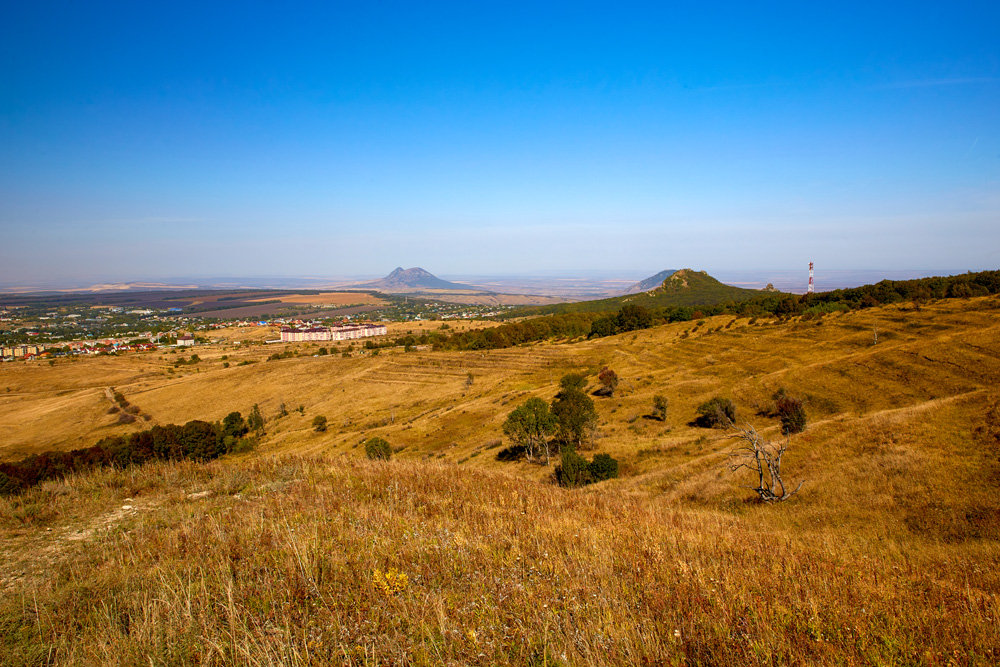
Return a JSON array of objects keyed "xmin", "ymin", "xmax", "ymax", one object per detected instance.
[
  {"xmin": 1, "ymin": 456, "xmax": 997, "ymax": 664},
  {"xmin": 2, "ymin": 297, "xmax": 999, "ymax": 663}
]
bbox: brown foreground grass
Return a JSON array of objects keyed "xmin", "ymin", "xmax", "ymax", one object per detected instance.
[{"xmin": 2, "ymin": 455, "xmax": 997, "ymax": 665}]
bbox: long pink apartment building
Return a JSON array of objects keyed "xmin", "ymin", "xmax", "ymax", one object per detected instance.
[{"xmin": 279, "ymin": 324, "xmax": 388, "ymax": 343}]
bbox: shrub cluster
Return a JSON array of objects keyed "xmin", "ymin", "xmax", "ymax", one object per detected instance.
[
  {"xmin": 433, "ymin": 313, "xmax": 600, "ymax": 351},
  {"xmin": 0, "ymin": 412, "xmax": 255, "ymax": 496},
  {"xmin": 364, "ymin": 437, "xmax": 392, "ymax": 460},
  {"xmin": 695, "ymin": 397, "xmax": 736, "ymax": 428},
  {"xmin": 774, "ymin": 389, "xmax": 807, "ymax": 434},
  {"xmin": 555, "ymin": 449, "xmax": 619, "ymax": 488}
]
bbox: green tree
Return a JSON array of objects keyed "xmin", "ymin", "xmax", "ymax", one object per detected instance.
[
  {"xmin": 221, "ymin": 411, "xmax": 248, "ymax": 439},
  {"xmin": 247, "ymin": 404, "xmax": 265, "ymax": 436},
  {"xmin": 551, "ymin": 375, "xmax": 598, "ymax": 449},
  {"xmin": 559, "ymin": 373, "xmax": 587, "ymax": 393},
  {"xmin": 616, "ymin": 304, "xmax": 652, "ymax": 332},
  {"xmin": 365, "ymin": 436, "xmax": 392, "ymax": 460},
  {"xmin": 312, "ymin": 415, "xmax": 328, "ymax": 432},
  {"xmin": 502, "ymin": 398, "xmax": 558, "ymax": 464}
]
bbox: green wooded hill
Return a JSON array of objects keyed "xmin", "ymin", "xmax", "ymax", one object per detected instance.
[{"xmin": 523, "ymin": 268, "xmax": 770, "ymax": 315}]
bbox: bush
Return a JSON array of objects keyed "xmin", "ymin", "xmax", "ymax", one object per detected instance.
[
  {"xmin": 596, "ymin": 367, "xmax": 619, "ymax": 396},
  {"xmin": 588, "ymin": 453, "xmax": 619, "ymax": 481},
  {"xmin": 312, "ymin": 415, "xmax": 328, "ymax": 432},
  {"xmin": 555, "ymin": 448, "xmax": 592, "ymax": 487},
  {"xmin": 365, "ymin": 437, "xmax": 392, "ymax": 460},
  {"xmin": 555, "ymin": 449, "xmax": 620, "ymax": 487},
  {"xmin": 776, "ymin": 393, "xmax": 807, "ymax": 434},
  {"xmin": 695, "ymin": 397, "xmax": 735, "ymax": 428},
  {"xmin": 651, "ymin": 395, "xmax": 668, "ymax": 421}
]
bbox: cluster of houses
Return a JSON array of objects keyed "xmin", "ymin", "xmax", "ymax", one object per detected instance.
[
  {"xmin": 0, "ymin": 333, "xmax": 195, "ymax": 362},
  {"xmin": 0, "ymin": 340, "xmax": 160, "ymax": 362},
  {"xmin": 279, "ymin": 323, "xmax": 388, "ymax": 342}
]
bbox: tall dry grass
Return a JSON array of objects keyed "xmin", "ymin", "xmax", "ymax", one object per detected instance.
[{"xmin": 2, "ymin": 456, "xmax": 997, "ymax": 665}]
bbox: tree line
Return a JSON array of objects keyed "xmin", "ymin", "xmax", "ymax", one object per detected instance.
[
  {"xmin": 423, "ymin": 270, "xmax": 1000, "ymax": 351},
  {"xmin": 0, "ymin": 408, "xmax": 263, "ymax": 496}
]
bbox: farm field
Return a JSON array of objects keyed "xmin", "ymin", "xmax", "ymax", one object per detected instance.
[
  {"xmin": 246, "ymin": 292, "xmax": 384, "ymax": 306},
  {"xmin": 1, "ymin": 296, "xmax": 999, "ymax": 663}
]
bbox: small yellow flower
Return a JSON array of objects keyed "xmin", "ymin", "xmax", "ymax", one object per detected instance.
[{"xmin": 372, "ymin": 568, "xmax": 409, "ymax": 596}]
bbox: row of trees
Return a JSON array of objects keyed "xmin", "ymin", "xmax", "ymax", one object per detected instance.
[{"xmin": 0, "ymin": 408, "xmax": 263, "ymax": 496}]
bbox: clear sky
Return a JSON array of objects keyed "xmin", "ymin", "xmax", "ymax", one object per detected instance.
[{"xmin": 1, "ymin": 1, "xmax": 998, "ymax": 285}]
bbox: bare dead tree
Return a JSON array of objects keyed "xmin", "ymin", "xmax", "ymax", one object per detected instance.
[{"xmin": 727, "ymin": 424, "xmax": 804, "ymax": 502}]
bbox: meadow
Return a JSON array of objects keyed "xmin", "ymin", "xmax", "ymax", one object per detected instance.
[{"xmin": 1, "ymin": 296, "xmax": 999, "ymax": 664}]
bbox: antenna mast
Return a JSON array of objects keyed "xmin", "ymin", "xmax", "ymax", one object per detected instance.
[{"xmin": 808, "ymin": 262, "xmax": 814, "ymax": 294}]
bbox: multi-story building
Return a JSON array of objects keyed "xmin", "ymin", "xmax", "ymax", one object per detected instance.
[{"xmin": 280, "ymin": 324, "xmax": 387, "ymax": 343}]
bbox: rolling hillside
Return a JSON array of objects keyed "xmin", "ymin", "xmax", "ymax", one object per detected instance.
[
  {"xmin": 523, "ymin": 268, "xmax": 769, "ymax": 315},
  {"xmin": 2, "ymin": 295, "xmax": 999, "ymax": 663}
]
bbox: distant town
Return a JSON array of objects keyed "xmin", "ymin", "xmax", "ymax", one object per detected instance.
[{"xmin": 0, "ymin": 292, "xmax": 509, "ymax": 362}]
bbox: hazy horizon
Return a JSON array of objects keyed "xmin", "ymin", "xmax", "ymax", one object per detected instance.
[{"xmin": 0, "ymin": 265, "xmax": 969, "ymax": 297}]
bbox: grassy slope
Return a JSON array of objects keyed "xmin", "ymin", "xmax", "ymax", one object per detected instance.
[
  {"xmin": 3, "ymin": 457, "xmax": 998, "ymax": 665},
  {"xmin": 1, "ymin": 297, "xmax": 999, "ymax": 663},
  {"xmin": 522, "ymin": 268, "xmax": 768, "ymax": 314}
]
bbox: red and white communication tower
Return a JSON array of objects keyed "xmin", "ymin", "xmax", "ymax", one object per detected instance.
[{"xmin": 808, "ymin": 262, "xmax": 815, "ymax": 294}]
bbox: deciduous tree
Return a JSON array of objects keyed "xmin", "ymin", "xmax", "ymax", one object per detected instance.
[{"xmin": 502, "ymin": 398, "xmax": 558, "ymax": 464}]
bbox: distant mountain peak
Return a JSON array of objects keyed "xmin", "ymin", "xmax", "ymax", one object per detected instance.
[
  {"xmin": 624, "ymin": 269, "xmax": 678, "ymax": 294},
  {"xmin": 362, "ymin": 267, "xmax": 477, "ymax": 292},
  {"xmin": 654, "ymin": 269, "xmax": 726, "ymax": 293}
]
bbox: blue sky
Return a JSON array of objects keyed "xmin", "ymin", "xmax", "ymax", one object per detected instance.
[{"xmin": 1, "ymin": 1, "xmax": 998, "ymax": 285}]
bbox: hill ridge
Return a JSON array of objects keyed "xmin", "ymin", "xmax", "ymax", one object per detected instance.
[{"xmin": 624, "ymin": 268, "xmax": 678, "ymax": 294}]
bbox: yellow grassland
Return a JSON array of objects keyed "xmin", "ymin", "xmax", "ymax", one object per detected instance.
[{"xmin": 1, "ymin": 297, "xmax": 999, "ymax": 663}]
